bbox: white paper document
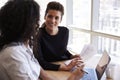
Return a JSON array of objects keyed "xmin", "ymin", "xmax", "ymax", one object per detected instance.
[
  {"xmin": 64, "ymin": 44, "xmax": 97, "ymax": 65},
  {"xmin": 80, "ymin": 44, "xmax": 97, "ymax": 62}
]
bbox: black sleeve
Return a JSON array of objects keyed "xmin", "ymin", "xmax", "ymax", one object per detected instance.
[
  {"xmin": 34, "ymin": 30, "xmax": 60, "ymax": 71},
  {"xmin": 66, "ymin": 50, "xmax": 72, "ymax": 59},
  {"xmin": 64, "ymin": 27, "xmax": 72, "ymax": 58}
]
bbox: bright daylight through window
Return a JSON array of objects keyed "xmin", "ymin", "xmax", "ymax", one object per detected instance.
[{"xmin": 67, "ymin": 0, "xmax": 120, "ymax": 57}]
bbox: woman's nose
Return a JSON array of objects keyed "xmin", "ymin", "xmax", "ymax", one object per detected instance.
[{"xmin": 51, "ymin": 18, "xmax": 56, "ymax": 23}]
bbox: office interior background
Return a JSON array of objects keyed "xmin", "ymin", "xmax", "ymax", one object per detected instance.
[{"xmin": 1, "ymin": 0, "xmax": 120, "ymax": 62}]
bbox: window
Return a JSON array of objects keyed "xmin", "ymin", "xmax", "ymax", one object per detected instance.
[
  {"xmin": 97, "ymin": 0, "xmax": 120, "ymax": 36},
  {"xmin": 72, "ymin": 0, "xmax": 91, "ymax": 30},
  {"xmin": 66, "ymin": 0, "xmax": 120, "ymax": 57},
  {"xmin": 67, "ymin": 0, "xmax": 92, "ymax": 53}
]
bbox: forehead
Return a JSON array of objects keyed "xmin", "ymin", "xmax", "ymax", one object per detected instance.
[{"xmin": 46, "ymin": 10, "xmax": 62, "ymax": 17}]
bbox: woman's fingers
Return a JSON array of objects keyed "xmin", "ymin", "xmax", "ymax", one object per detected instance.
[
  {"xmin": 71, "ymin": 58, "xmax": 84, "ymax": 66},
  {"xmin": 67, "ymin": 58, "xmax": 85, "ymax": 71}
]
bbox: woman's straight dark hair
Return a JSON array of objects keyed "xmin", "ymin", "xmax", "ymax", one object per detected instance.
[{"xmin": 45, "ymin": 1, "xmax": 64, "ymax": 19}]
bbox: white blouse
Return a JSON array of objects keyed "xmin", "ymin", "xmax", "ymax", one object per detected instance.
[{"xmin": 0, "ymin": 42, "xmax": 40, "ymax": 80}]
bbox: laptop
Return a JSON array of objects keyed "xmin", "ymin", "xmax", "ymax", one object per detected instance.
[{"xmin": 81, "ymin": 50, "xmax": 111, "ymax": 80}]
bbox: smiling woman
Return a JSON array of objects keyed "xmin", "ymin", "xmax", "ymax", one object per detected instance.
[
  {"xmin": 44, "ymin": 9, "xmax": 62, "ymax": 35},
  {"xmin": 34, "ymin": 1, "xmax": 82, "ymax": 71}
]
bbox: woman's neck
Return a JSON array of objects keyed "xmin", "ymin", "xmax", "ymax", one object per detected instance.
[{"xmin": 45, "ymin": 27, "xmax": 58, "ymax": 35}]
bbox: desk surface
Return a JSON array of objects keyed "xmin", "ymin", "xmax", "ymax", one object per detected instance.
[{"xmin": 44, "ymin": 59, "xmax": 112, "ymax": 80}]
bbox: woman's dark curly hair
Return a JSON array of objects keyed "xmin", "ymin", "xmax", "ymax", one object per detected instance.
[{"xmin": 0, "ymin": 0, "xmax": 40, "ymax": 50}]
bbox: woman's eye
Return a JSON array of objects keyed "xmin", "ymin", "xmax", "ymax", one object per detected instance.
[
  {"xmin": 48, "ymin": 15, "xmax": 52, "ymax": 18},
  {"xmin": 55, "ymin": 17, "xmax": 59, "ymax": 20}
]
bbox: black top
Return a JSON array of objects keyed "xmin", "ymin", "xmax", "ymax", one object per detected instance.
[{"xmin": 36, "ymin": 26, "xmax": 72, "ymax": 70}]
